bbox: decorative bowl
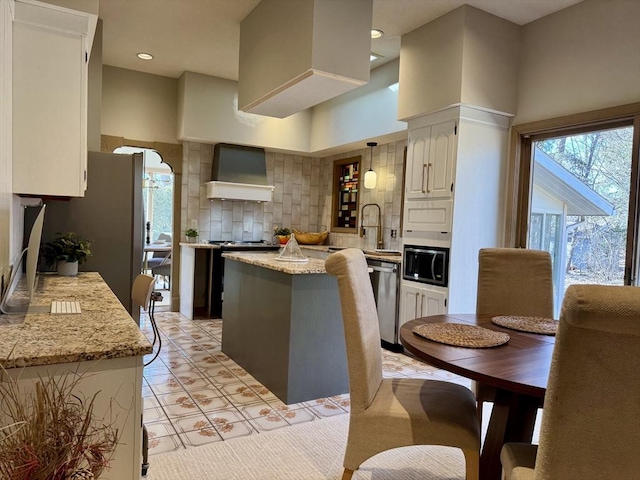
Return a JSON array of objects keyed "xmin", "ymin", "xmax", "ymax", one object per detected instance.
[{"xmin": 292, "ymin": 229, "xmax": 329, "ymax": 245}]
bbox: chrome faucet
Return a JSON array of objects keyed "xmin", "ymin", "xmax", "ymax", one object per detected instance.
[{"xmin": 360, "ymin": 203, "xmax": 384, "ymax": 250}]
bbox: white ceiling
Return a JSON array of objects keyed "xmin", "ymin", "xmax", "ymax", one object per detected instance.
[{"xmin": 99, "ymin": 0, "xmax": 583, "ymax": 80}]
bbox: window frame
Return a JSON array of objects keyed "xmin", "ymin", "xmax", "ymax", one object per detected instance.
[{"xmin": 506, "ymin": 102, "xmax": 640, "ymax": 284}]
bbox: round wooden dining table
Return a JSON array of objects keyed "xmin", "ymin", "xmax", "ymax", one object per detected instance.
[{"xmin": 400, "ymin": 313, "xmax": 556, "ymax": 480}]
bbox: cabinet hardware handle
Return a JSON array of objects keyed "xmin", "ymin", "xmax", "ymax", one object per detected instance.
[
  {"xmin": 421, "ymin": 164, "xmax": 427, "ymax": 194},
  {"xmin": 425, "ymin": 163, "xmax": 432, "ymax": 193},
  {"xmin": 414, "ymin": 292, "xmax": 419, "ymax": 318}
]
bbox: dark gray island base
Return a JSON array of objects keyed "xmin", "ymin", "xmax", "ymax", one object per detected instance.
[{"xmin": 221, "ymin": 253, "xmax": 348, "ymax": 405}]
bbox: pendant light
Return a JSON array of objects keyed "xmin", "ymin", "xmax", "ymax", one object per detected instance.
[{"xmin": 364, "ymin": 142, "xmax": 377, "ymax": 189}]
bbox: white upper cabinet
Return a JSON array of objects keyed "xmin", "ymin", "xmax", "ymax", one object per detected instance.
[
  {"xmin": 405, "ymin": 125, "xmax": 431, "ymax": 198},
  {"xmin": 404, "ymin": 118, "xmax": 457, "ymax": 234},
  {"xmin": 12, "ymin": 0, "xmax": 97, "ymax": 197},
  {"xmin": 405, "ymin": 120, "xmax": 456, "ymax": 201},
  {"xmin": 428, "ymin": 121, "xmax": 456, "ymax": 198}
]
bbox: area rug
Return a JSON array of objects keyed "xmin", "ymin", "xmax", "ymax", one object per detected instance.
[{"xmin": 146, "ymin": 414, "xmax": 467, "ymax": 480}]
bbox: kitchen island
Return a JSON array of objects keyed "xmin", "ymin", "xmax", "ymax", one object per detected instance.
[
  {"xmin": 0, "ymin": 272, "xmax": 152, "ymax": 480},
  {"xmin": 221, "ymin": 252, "xmax": 348, "ymax": 404}
]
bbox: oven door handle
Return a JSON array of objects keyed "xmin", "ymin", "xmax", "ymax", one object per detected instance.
[{"xmin": 431, "ymin": 254, "xmax": 437, "ymax": 281}]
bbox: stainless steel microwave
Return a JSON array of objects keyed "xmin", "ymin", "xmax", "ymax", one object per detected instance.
[{"xmin": 403, "ymin": 245, "xmax": 449, "ymax": 287}]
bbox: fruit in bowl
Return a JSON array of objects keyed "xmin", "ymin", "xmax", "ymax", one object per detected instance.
[{"xmin": 292, "ymin": 229, "xmax": 329, "ymax": 245}]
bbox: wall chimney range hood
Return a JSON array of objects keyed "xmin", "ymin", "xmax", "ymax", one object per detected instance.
[
  {"xmin": 206, "ymin": 144, "xmax": 275, "ymax": 202},
  {"xmin": 238, "ymin": 0, "xmax": 373, "ymax": 118}
]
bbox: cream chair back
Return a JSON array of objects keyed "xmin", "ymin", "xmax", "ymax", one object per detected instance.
[
  {"xmin": 325, "ymin": 248, "xmax": 382, "ymax": 414},
  {"xmin": 534, "ymin": 284, "xmax": 640, "ymax": 479},
  {"xmin": 132, "ymin": 273, "xmax": 155, "ymax": 312},
  {"xmin": 477, "ymin": 248, "xmax": 553, "ymax": 318}
]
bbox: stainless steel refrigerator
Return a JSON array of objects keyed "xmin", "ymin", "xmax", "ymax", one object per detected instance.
[{"xmin": 31, "ymin": 151, "xmax": 144, "ymax": 321}]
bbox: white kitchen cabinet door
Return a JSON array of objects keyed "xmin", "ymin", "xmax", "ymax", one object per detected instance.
[
  {"xmin": 404, "ymin": 199, "xmax": 453, "ymax": 234},
  {"xmin": 12, "ymin": 0, "xmax": 96, "ymax": 197},
  {"xmin": 405, "ymin": 125, "xmax": 431, "ymax": 199},
  {"xmin": 405, "ymin": 120, "xmax": 456, "ymax": 201},
  {"xmin": 6, "ymin": 356, "xmax": 144, "ymax": 480},
  {"xmin": 427, "ymin": 120, "xmax": 456, "ymax": 198},
  {"xmin": 399, "ymin": 281, "xmax": 447, "ymax": 328}
]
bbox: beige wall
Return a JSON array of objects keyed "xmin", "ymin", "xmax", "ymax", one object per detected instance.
[
  {"xmin": 461, "ymin": 6, "xmax": 520, "ymax": 115},
  {"xmin": 102, "ymin": 66, "xmax": 178, "ymax": 144},
  {"xmin": 516, "ymin": 0, "xmax": 640, "ymax": 124},
  {"xmin": 310, "ymin": 59, "xmax": 407, "ymax": 155},
  {"xmin": 398, "ymin": 5, "xmax": 520, "ymax": 121},
  {"xmin": 398, "ymin": 7, "xmax": 464, "ymax": 121},
  {"xmin": 178, "ymin": 72, "xmax": 313, "ymax": 152}
]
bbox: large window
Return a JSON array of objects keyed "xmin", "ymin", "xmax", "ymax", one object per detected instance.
[
  {"xmin": 144, "ymin": 169, "xmax": 173, "ymax": 242},
  {"xmin": 512, "ymin": 104, "xmax": 640, "ymax": 316}
]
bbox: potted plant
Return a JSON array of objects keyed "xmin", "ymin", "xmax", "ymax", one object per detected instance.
[
  {"xmin": 185, "ymin": 228, "xmax": 199, "ymax": 243},
  {"xmin": 0, "ymin": 371, "xmax": 119, "ymax": 479},
  {"xmin": 42, "ymin": 233, "xmax": 92, "ymax": 276},
  {"xmin": 273, "ymin": 226, "xmax": 291, "ymax": 245}
]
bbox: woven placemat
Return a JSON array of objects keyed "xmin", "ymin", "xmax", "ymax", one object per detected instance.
[
  {"xmin": 412, "ymin": 323, "xmax": 510, "ymax": 348},
  {"xmin": 491, "ymin": 315, "xmax": 558, "ymax": 335}
]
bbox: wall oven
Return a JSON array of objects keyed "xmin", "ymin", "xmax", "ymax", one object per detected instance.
[{"xmin": 403, "ymin": 245, "xmax": 449, "ymax": 287}]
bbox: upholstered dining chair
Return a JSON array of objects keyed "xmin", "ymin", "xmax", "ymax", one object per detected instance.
[
  {"xmin": 325, "ymin": 249, "xmax": 480, "ymax": 480},
  {"xmin": 147, "ymin": 250, "xmax": 170, "ymax": 270},
  {"xmin": 475, "ymin": 248, "xmax": 554, "ymax": 423},
  {"xmin": 476, "ymin": 248, "xmax": 553, "ymax": 318},
  {"xmin": 501, "ymin": 284, "xmax": 640, "ymax": 480},
  {"xmin": 132, "ymin": 273, "xmax": 155, "ymax": 313},
  {"xmin": 151, "ymin": 253, "xmax": 172, "ymax": 289}
]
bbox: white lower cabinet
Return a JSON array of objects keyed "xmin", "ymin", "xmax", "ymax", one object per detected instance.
[
  {"xmin": 399, "ymin": 280, "xmax": 447, "ymax": 328},
  {"xmin": 5, "ymin": 356, "xmax": 144, "ymax": 480}
]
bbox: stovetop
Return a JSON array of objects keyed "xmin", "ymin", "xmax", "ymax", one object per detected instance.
[
  {"xmin": 209, "ymin": 240, "xmax": 272, "ymax": 246},
  {"xmin": 208, "ymin": 240, "xmax": 280, "ymax": 250}
]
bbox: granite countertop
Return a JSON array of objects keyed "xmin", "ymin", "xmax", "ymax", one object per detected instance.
[
  {"xmin": 222, "ymin": 252, "xmax": 328, "ymax": 274},
  {"xmin": 300, "ymin": 245, "xmax": 402, "ymax": 264},
  {"xmin": 0, "ymin": 272, "xmax": 152, "ymax": 369}
]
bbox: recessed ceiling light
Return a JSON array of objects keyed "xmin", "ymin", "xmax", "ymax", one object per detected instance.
[
  {"xmin": 370, "ymin": 54, "xmax": 380, "ymax": 62},
  {"xmin": 137, "ymin": 53, "xmax": 154, "ymax": 60},
  {"xmin": 371, "ymin": 29, "xmax": 384, "ymax": 39}
]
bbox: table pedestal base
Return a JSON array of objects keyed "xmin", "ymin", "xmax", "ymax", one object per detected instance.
[{"xmin": 480, "ymin": 387, "xmax": 543, "ymax": 480}]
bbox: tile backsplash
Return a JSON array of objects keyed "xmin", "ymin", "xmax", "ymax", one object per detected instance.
[{"xmin": 181, "ymin": 139, "xmax": 406, "ymax": 250}]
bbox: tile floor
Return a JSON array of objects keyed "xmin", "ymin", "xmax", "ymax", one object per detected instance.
[{"xmin": 140, "ymin": 308, "xmax": 473, "ymax": 457}]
